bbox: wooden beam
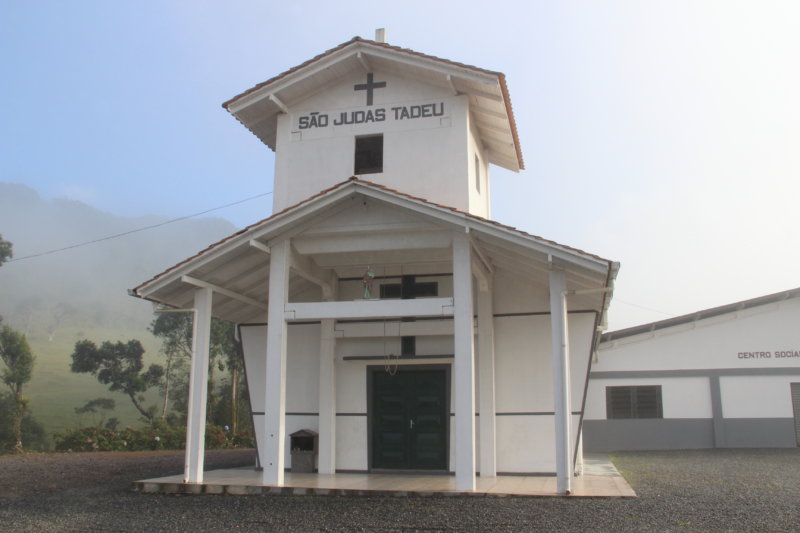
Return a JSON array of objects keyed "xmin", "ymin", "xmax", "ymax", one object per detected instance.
[
  {"xmin": 181, "ymin": 275, "xmax": 268, "ymax": 310},
  {"xmin": 356, "ymin": 51, "xmax": 371, "ymax": 72},
  {"xmin": 334, "ymin": 319, "xmax": 454, "ymax": 338},
  {"xmin": 184, "ymin": 287, "xmax": 212, "ymax": 484},
  {"xmin": 446, "ymin": 74, "xmax": 460, "ymax": 95},
  {"xmin": 249, "ymin": 240, "xmax": 271, "ymax": 255},
  {"xmin": 285, "ymin": 297, "xmax": 454, "ymax": 320},
  {"xmin": 268, "ymin": 94, "xmax": 290, "ymax": 114},
  {"xmin": 470, "ymin": 236, "xmax": 494, "ymax": 274},
  {"xmin": 290, "ymin": 246, "xmax": 333, "ymax": 294},
  {"xmin": 263, "ymin": 239, "xmax": 290, "ymax": 486},
  {"xmin": 452, "ymin": 232, "xmax": 476, "ymax": 491},
  {"xmin": 472, "ymin": 259, "xmax": 490, "ymax": 292},
  {"xmin": 293, "ymin": 230, "xmax": 452, "ymax": 255}
]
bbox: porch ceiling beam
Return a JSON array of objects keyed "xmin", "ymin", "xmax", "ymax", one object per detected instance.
[
  {"xmin": 472, "ymin": 259, "xmax": 490, "ymax": 292},
  {"xmin": 292, "ymin": 230, "xmax": 452, "ymax": 255},
  {"xmin": 181, "ymin": 275, "xmax": 268, "ymax": 311},
  {"xmin": 470, "ymin": 236, "xmax": 494, "ymax": 274},
  {"xmin": 285, "ymin": 297, "xmax": 454, "ymax": 320},
  {"xmin": 290, "ymin": 246, "xmax": 334, "ymax": 294},
  {"xmin": 249, "ymin": 239, "xmax": 271, "ymax": 255},
  {"xmin": 334, "ymin": 318, "xmax": 455, "ymax": 338}
]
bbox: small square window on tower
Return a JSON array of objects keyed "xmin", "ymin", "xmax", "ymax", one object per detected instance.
[{"xmin": 354, "ymin": 134, "xmax": 383, "ymax": 174}]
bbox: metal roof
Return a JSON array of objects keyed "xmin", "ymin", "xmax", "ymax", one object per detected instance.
[{"xmin": 601, "ymin": 287, "xmax": 800, "ymax": 343}]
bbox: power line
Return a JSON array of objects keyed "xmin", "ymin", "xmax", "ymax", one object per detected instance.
[
  {"xmin": 8, "ymin": 190, "xmax": 273, "ymax": 263},
  {"xmin": 612, "ymin": 298, "xmax": 675, "ymax": 317}
]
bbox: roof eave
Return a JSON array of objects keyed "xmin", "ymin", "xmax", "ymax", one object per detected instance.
[
  {"xmin": 222, "ymin": 37, "xmax": 524, "ymax": 170},
  {"xmin": 133, "ymin": 178, "xmax": 611, "ymax": 301}
]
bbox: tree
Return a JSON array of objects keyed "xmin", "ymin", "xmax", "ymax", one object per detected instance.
[
  {"xmin": 149, "ymin": 313, "xmax": 192, "ymax": 419},
  {"xmin": 70, "ymin": 339, "xmax": 164, "ymax": 422},
  {"xmin": 74, "ymin": 397, "xmax": 116, "ymax": 428},
  {"xmin": 0, "ymin": 320, "xmax": 35, "ymax": 452},
  {"xmin": 150, "ymin": 313, "xmax": 241, "ymax": 428},
  {"xmin": 0, "ymin": 234, "xmax": 11, "ymax": 267},
  {"xmin": 0, "ymin": 393, "xmax": 47, "ymax": 453}
]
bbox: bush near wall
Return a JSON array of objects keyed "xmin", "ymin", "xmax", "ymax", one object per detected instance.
[{"xmin": 53, "ymin": 423, "xmax": 254, "ymax": 452}]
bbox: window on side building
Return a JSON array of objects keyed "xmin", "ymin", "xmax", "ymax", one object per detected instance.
[
  {"xmin": 354, "ymin": 134, "xmax": 383, "ymax": 174},
  {"xmin": 606, "ymin": 385, "xmax": 663, "ymax": 419}
]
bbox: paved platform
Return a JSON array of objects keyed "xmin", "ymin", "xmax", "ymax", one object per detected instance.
[{"xmin": 134, "ymin": 454, "xmax": 635, "ymax": 498}]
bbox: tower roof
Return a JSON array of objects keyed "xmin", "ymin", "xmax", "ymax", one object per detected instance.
[{"xmin": 223, "ymin": 37, "xmax": 524, "ymax": 172}]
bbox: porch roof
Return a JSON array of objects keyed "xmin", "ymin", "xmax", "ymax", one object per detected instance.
[{"xmin": 130, "ymin": 178, "xmax": 618, "ymax": 324}]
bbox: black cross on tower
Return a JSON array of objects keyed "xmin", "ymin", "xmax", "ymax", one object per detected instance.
[{"xmin": 354, "ymin": 73, "xmax": 386, "ymax": 106}]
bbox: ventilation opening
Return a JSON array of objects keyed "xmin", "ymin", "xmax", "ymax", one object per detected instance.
[{"xmin": 354, "ymin": 134, "xmax": 383, "ymax": 174}]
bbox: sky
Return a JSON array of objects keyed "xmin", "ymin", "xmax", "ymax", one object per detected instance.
[{"xmin": 2, "ymin": 0, "xmax": 799, "ymax": 330}]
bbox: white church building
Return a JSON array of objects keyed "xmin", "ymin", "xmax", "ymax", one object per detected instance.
[{"xmin": 132, "ymin": 35, "xmax": 618, "ymax": 495}]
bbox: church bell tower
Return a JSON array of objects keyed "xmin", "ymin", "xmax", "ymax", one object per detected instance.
[{"xmin": 223, "ymin": 33, "xmax": 524, "ymax": 219}]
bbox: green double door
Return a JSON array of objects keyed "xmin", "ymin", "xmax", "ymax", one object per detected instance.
[{"xmin": 371, "ymin": 368, "xmax": 448, "ymax": 470}]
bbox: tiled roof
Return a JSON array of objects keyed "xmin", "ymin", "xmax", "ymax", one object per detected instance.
[
  {"xmin": 133, "ymin": 177, "xmax": 611, "ymax": 295},
  {"xmin": 221, "ymin": 37, "xmax": 524, "ymax": 171}
]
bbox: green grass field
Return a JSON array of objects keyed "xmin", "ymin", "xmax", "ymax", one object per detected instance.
[{"xmin": 23, "ymin": 325, "xmax": 164, "ymax": 441}]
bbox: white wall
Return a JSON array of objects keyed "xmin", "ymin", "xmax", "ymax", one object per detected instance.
[
  {"xmin": 721, "ymin": 375, "xmax": 799, "ymax": 419},
  {"xmin": 585, "ymin": 295, "xmax": 800, "ymax": 450},
  {"xmin": 492, "ymin": 312, "xmax": 595, "ymax": 473},
  {"xmin": 596, "ymin": 298, "xmax": 800, "ymax": 372},
  {"xmin": 241, "ymin": 307, "xmax": 598, "ymax": 474},
  {"xmin": 272, "ymin": 70, "xmax": 484, "ymax": 215},
  {"xmin": 585, "ymin": 377, "xmax": 712, "ymax": 420}
]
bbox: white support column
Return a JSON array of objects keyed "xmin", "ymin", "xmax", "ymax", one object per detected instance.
[
  {"xmin": 318, "ymin": 318, "xmax": 336, "ymax": 474},
  {"xmin": 477, "ymin": 282, "xmax": 497, "ymax": 478},
  {"xmin": 453, "ymin": 232, "xmax": 476, "ymax": 491},
  {"xmin": 184, "ymin": 287, "xmax": 212, "ymax": 484},
  {"xmin": 263, "ymin": 239, "xmax": 290, "ymax": 486},
  {"xmin": 549, "ymin": 268, "xmax": 573, "ymax": 494},
  {"xmin": 575, "ymin": 431, "xmax": 584, "ymax": 475}
]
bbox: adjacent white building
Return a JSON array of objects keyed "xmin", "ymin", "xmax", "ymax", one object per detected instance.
[
  {"xmin": 131, "ymin": 34, "xmax": 617, "ymax": 494},
  {"xmin": 584, "ymin": 288, "xmax": 800, "ymax": 451}
]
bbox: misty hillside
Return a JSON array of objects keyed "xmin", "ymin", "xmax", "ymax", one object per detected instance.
[
  {"xmin": 0, "ymin": 182, "xmax": 238, "ymax": 336},
  {"xmin": 0, "ymin": 182, "xmax": 241, "ymax": 435}
]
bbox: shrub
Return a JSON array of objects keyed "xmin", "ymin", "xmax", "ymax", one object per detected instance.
[{"xmin": 53, "ymin": 423, "xmax": 254, "ymax": 452}]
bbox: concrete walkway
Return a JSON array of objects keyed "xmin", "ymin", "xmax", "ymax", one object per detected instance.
[{"xmin": 134, "ymin": 453, "xmax": 635, "ymax": 497}]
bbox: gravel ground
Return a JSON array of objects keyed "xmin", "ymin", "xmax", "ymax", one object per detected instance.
[{"xmin": 1, "ymin": 448, "xmax": 799, "ymax": 532}]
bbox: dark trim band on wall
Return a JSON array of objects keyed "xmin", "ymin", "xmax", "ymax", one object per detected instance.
[
  {"xmin": 338, "ymin": 273, "xmax": 454, "ymax": 282},
  {"xmin": 447, "ymin": 412, "xmax": 583, "ymax": 416},
  {"xmin": 239, "ymin": 321, "xmax": 321, "ymax": 327},
  {"xmin": 591, "ymin": 367, "xmax": 800, "ymax": 379},
  {"xmin": 342, "ymin": 355, "xmax": 454, "ymax": 361},
  {"xmin": 494, "ymin": 310, "xmax": 597, "ymax": 318},
  {"xmin": 251, "ymin": 412, "xmax": 368, "ymax": 417},
  {"xmin": 496, "ymin": 411, "xmax": 583, "ymax": 416}
]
